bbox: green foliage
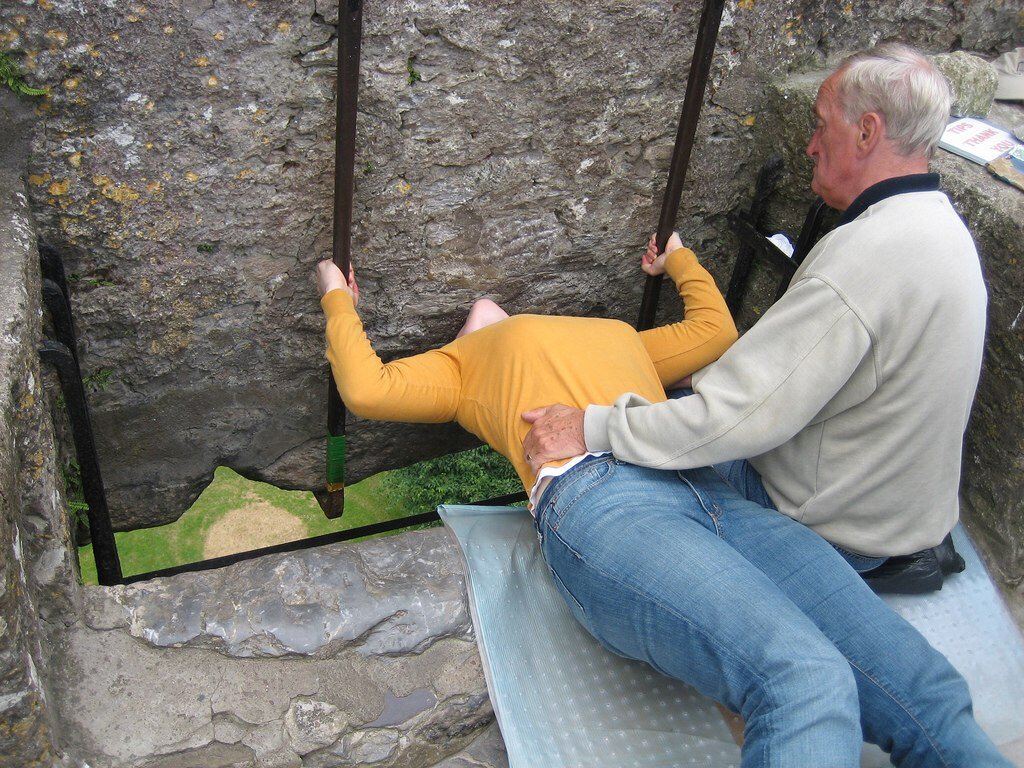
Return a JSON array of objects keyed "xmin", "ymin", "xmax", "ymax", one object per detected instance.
[
  {"xmin": 0, "ymin": 51, "xmax": 47, "ymax": 97},
  {"xmin": 379, "ymin": 445, "xmax": 522, "ymax": 512},
  {"xmin": 406, "ymin": 56, "xmax": 422, "ymax": 85},
  {"xmin": 62, "ymin": 459, "xmax": 90, "ymax": 528},
  {"xmin": 67, "ymin": 273, "xmax": 115, "ymax": 288},
  {"xmin": 83, "ymin": 368, "xmax": 113, "ymax": 393}
]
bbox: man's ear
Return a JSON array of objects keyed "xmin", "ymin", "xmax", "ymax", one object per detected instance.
[{"xmin": 857, "ymin": 112, "xmax": 884, "ymax": 155}]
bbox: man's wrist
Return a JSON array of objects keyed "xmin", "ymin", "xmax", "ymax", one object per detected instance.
[{"xmin": 583, "ymin": 405, "xmax": 614, "ymax": 453}]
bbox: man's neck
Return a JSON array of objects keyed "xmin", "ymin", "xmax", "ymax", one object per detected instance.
[
  {"xmin": 837, "ymin": 172, "xmax": 940, "ymax": 226},
  {"xmin": 852, "ymin": 155, "xmax": 930, "ymax": 200}
]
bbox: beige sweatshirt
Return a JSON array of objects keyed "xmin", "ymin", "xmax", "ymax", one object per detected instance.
[{"xmin": 584, "ymin": 189, "xmax": 986, "ymax": 556}]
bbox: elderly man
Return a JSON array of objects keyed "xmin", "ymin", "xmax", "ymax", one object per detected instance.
[{"xmin": 523, "ymin": 43, "xmax": 1009, "ymax": 766}]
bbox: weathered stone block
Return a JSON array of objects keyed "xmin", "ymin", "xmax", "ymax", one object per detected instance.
[
  {"xmin": 85, "ymin": 528, "xmax": 469, "ymax": 658},
  {"xmin": 932, "ymin": 51, "xmax": 998, "ymax": 118},
  {"xmin": 53, "ymin": 529, "xmax": 491, "ymax": 768}
]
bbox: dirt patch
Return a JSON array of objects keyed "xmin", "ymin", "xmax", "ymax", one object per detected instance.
[{"xmin": 203, "ymin": 500, "xmax": 308, "ymax": 559}]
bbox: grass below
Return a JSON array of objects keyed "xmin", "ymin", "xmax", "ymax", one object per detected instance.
[
  {"xmin": 77, "ymin": 446, "xmax": 521, "ymax": 585},
  {"xmin": 78, "ymin": 468, "xmax": 432, "ymax": 584}
]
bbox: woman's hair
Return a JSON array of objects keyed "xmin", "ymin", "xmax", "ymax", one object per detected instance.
[{"xmin": 834, "ymin": 43, "xmax": 951, "ymax": 157}]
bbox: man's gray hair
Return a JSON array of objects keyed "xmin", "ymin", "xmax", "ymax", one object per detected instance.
[{"xmin": 835, "ymin": 43, "xmax": 951, "ymax": 157}]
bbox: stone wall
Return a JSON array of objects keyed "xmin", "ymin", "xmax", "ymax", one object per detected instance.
[
  {"xmin": 2, "ymin": 86, "xmax": 504, "ymax": 768},
  {"xmin": 0, "ymin": 89, "xmax": 76, "ymax": 768},
  {"xmin": 1, "ymin": 2, "xmax": 1023, "ymax": 766},
  {"xmin": 1, "ymin": 0, "xmax": 1018, "ymax": 529},
  {"xmin": 942, "ymin": 106, "xmax": 1024, "ymax": 628},
  {"xmin": 55, "ymin": 530, "xmax": 501, "ymax": 768}
]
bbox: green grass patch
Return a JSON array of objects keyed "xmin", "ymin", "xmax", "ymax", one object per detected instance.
[{"xmin": 78, "ymin": 446, "xmax": 520, "ymax": 585}]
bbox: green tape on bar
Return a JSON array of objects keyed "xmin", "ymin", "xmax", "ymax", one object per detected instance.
[{"xmin": 326, "ymin": 434, "xmax": 347, "ymax": 488}]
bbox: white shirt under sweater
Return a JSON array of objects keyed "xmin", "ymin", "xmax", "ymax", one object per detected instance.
[{"xmin": 584, "ymin": 182, "xmax": 987, "ymax": 556}]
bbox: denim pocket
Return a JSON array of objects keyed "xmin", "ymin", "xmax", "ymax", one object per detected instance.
[{"xmin": 540, "ymin": 456, "xmax": 617, "ymax": 536}]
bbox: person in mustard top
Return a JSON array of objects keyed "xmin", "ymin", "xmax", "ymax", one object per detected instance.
[{"xmin": 316, "ymin": 233, "xmax": 737, "ymax": 505}]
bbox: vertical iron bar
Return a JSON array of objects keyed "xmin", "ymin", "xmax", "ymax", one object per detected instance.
[
  {"xmin": 636, "ymin": 0, "xmax": 726, "ymax": 330},
  {"xmin": 724, "ymin": 155, "xmax": 784, "ymax": 316},
  {"xmin": 39, "ymin": 247, "xmax": 122, "ymax": 583},
  {"xmin": 771, "ymin": 197, "xmax": 831, "ymax": 302},
  {"xmin": 790, "ymin": 197, "xmax": 829, "ymax": 266},
  {"xmin": 41, "ymin": 278, "xmax": 78, "ymax": 360},
  {"xmin": 38, "ymin": 340, "xmax": 123, "ymax": 585},
  {"xmin": 323, "ymin": 0, "xmax": 363, "ymax": 519},
  {"xmin": 40, "ymin": 244, "xmax": 73, "ymax": 327}
]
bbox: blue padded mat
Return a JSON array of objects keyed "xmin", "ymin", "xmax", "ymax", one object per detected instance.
[{"xmin": 439, "ymin": 505, "xmax": 1024, "ymax": 768}]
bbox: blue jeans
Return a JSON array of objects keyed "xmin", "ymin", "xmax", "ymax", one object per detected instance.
[
  {"xmin": 712, "ymin": 458, "xmax": 889, "ymax": 573},
  {"xmin": 535, "ymin": 456, "xmax": 1009, "ymax": 768}
]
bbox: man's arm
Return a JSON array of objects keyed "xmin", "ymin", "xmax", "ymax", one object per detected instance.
[
  {"xmin": 521, "ymin": 233, "xmax": 737, "ymax": 471},
  {"xmin": 587, "ymin": 275, "xmax": 875, "ymax": 468},
  {"xmin": 525, "ymin": 275, "xmax": 875, "ymax": 472}
]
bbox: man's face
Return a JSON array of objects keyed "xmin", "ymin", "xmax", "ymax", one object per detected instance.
[{"xmin": 806, "ymin": 73, "xmax": 862, "ymax": 210}]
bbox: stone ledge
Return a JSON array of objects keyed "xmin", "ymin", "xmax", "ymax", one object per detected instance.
[
  {"xmin": 1, "ymin": 87, "xmax": 62, "ymax": 768},
  {"xmin": 83, "ymin": 528, "xmax": 471, "ymax": 659},
  {"xmin": 55, "ymin": 528, "xmax": 506, "ymax": 767}
]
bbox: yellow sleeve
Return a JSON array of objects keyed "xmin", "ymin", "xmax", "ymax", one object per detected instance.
[
  {"xmin": 321, "ymin": 290, "xmax": 461, "ymax": 423},
  {"xmin": 639, "ymin": 247, "xmax": 739, "ymax": 387}
]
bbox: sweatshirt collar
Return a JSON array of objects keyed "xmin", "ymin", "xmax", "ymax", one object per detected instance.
[{"xmin": 837, "ymin": 173, "xmax": 940, "ymax": 226}]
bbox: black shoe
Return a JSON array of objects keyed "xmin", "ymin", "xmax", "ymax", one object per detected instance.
[{"xmin": 862, "ymin": 534, "xmax": 966, "ymax": 595}]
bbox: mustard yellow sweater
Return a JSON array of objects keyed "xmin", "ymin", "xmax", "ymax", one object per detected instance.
[{"xmin": 322, "ymin": 247, "xmax": 737, "ymax": 492}]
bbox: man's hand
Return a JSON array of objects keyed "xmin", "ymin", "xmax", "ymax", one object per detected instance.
[{"xmin": 522, "ymin": 404, "xmax": 587, "ymax": 472}]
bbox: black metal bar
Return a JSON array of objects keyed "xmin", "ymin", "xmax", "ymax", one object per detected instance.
[
  {"xmin": 41, "ymin": 278, "xmax": 78, "ymax": 361},
  {"xmin": 727, "ymin": 194, "xmax": 832, "ymax": 308},
  {"xmin": 39, "ymin": 242, "xmax": 72, "ymax": 311},
  {"xmin": 791, "ymin": 197, "xmax": 829, "ymax": 266},
  {"xmin": 773, "ymin": 199, "xmax": 831, "ymax": 302},
  {"xmin": 467, "ymin": 490, "xmax": 528, "ymax": 507},
  {"xmin": 121, "ymin": 509, "xmax": 443, "ymax": 584},
  {"xmin": 38, "ymin": 340, "xmax": 123, "ymax": 585},
  {"xmin": 120, "ymin": 488, "xmax": 528, "ymax": 584},
  {"xmin": 121, "ymin": 487, "xmax": 529, "ymax": 584},
  {"xmin": 119, "ymin": 486, "xmax": 528, "ymax": 584},
  {"xmin": 333, "ymin": 0, "xmax": 362, "ymax": 278},
  {"xmin": 636, "ymin": 0, "xmax": 727, "ymax": 331},
  {"xmin": 772, "ymin": 272, "xmax": 794, "ymax": 304},
  {"xmin": 728, "ymin": 216, "xmax": 799, "ymax": 274},
  {"xmin": 725, "ymin": 156, "xmax": 784, "ymax": 316},
  {"xmin": 323, "ymin": 0, "xmax": 364, "ymax": 519}
]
